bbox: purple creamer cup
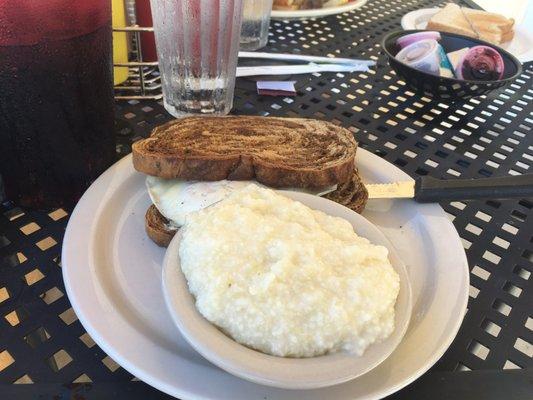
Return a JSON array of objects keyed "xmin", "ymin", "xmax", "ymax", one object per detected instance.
[
  {"xmin": 456, "ymin": 45, "xmax": 505, "ymax": 81},
  {"xmin": 396, "ymin": 31, "xmax": 441, "ymax": 49}
]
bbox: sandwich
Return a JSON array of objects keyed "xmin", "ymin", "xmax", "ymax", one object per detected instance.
[
  {"xmin": 273, "ymin": 0, "xmax": 348, "ymax": 11},
  {"xmin": 273, "ymin": 0, "xmax": 307, "ymax": 11},
  {"xmin": 132, "ymin": 116, "xmax": 368, "ymax": 247},
  {"xmin": 427, "ymin": 3, "xmax": 515, "ymax": 45}
]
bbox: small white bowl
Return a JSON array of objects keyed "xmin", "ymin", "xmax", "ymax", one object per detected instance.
[{"xmin": 162, "ymin": 191, "xmax": 412, "ymax": 389}]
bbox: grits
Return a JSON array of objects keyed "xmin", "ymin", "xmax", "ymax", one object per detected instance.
[{"xmin": 179, "ymin": 185, "xmax": 400, "ymax": 357}]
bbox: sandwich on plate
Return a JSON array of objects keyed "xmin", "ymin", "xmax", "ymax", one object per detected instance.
[
  {"xmin": 273, "ymin": 0, "xmax": 351, "ymax": 10},
  {"xmin": 427, "ymin": 3, "xmax": 514, "ymax": 45},
  {"xmin": 132, "ymin": 116, "xmax": 368, "ymax": 247}
]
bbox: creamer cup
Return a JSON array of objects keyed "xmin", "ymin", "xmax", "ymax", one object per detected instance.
[
  {"xmin": 396, "ymin": 31, "xmax": 441, "ymax": 48},
  {"xmin": 395, "ymin": 39, "xmax": 440, "ymax": 76}
]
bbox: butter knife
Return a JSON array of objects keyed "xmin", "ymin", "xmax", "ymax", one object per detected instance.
[
  {"xmin": 236, "ymin": 63, "xmax": 370, "ymax": 77},
  {"xmin": 366, "ymin": 174, "xmax": 533, "ymax": 202},
  {"xmin": 238, "ymin": 51, "xmax": 376, "ymax": 66}
]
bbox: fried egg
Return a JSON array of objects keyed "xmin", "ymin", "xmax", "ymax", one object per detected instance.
[{"xmin": 146, "ymin": 177, "xmax": 337, "ymax": 228}]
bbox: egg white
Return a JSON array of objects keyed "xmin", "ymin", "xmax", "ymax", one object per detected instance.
[{"xmin": 146, "ymin": 177, "xmax": 337, "ymax": 228}]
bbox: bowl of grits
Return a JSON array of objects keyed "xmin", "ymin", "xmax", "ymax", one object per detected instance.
[{"xmin": 162, "ymin": 185, "xmax": 412, "ymax": 389}]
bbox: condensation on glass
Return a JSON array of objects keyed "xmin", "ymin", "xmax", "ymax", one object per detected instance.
[
  {"xmin": 0, "ymin": 0, "xmax": 116, "ymax": 209},
  {"xmin": 240, "ymin": 0, "xmax": 273, "ymax": 50},
  {"xmin": 150, "ymin": 0, "xmax": 244, "ymax": 117}
]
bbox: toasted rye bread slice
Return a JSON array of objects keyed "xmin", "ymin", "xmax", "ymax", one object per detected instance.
[
  {"xmin": 145, "ymin": 205, "xmax": 176, "ymax": 247},
  {"xmin": 324, "ymin": 168, "xmax": 368, "ymax": 213},
  {"xmin": 145, "ymin": 170, "xmax": 369, "ymax": 247},
  {"xmin": 132, "ymin": 117, "xmax": 357, "ymax": 188}
]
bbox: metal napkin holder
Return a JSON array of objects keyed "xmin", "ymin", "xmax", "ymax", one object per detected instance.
[{"xmin": 113, "ymin": 26, "xmax": 162, "ymax": 100}]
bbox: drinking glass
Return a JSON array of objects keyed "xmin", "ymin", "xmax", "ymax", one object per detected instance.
[
  {"xmin": 240, "ymin": 0, "xmax": 273, "ymax": 50},
  {"xmin": 0, "ymin": 0, "xmax": 116, "ymax": 208},
  {"xmin": 150, "ymin": 0, "xmax": 244, "ymax": 117}
]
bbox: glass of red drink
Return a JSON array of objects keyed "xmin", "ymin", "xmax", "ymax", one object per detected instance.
[{"xmin": 0, "ymin": 0, "xmax": 116, "ymax": 209}]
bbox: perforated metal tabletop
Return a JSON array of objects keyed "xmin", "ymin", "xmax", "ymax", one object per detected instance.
[{"xmin": 1, "ymin": 0, "xmax": 532, "ymax": 398}]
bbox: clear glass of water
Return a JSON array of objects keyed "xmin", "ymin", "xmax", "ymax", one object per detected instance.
[
  {"xmin": 240, "ymin": 0, "xmax": 273, "ymax": 51},
  {"xmin": 150, "ymin": 0, "xmax": 244, "ymax": 117}
]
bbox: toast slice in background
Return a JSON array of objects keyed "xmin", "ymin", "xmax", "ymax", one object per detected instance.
[
  {"xmin": 132, "ymin": 116, "xmax": 357, "ymax": 188},
  {"xmin": 462, "ymin": 7, "xmax": 515, "ymax": 34},
  {"xmin": 145, "ymin": 170, "xmax": 369, "ymax": 247},
  {"xmin": 427, "ymin": 3, "xmax": 514, "ymax": 45}
]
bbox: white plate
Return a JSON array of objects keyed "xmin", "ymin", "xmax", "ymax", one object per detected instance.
[
  {"xmin": 62, "ymin": 148, "xmax": 469, "ymax": 400},
  {"xmin": 162, "ymin": 195, "xmax": 412, "ymax": 389},
  {"xmin": 401, "ymin": 8, "xmax": 533, "ymax": 62},
  {"xmin": 271, "ymin": 0, "xmax": 367, "ymax": 20}
]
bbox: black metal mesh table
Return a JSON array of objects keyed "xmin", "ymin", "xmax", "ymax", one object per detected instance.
[{"xmin": 1, "ymin": 0, "xmax": 531, "ymax": 398}]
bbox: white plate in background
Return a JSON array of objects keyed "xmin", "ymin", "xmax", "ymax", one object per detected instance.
[
  {"xmin": 62, "ymin": 149, "xmax": 469, "ymax": 400},
  {"xmin": 401, "ymin": 8, "xmax": 533, "ymax": 62},
  {"xmin": 271, "ymin": 0, "xmax": 367, "ymax": 20}
]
